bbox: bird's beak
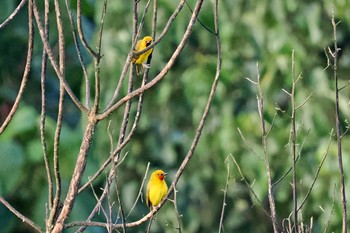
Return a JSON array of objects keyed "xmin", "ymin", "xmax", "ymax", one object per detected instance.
[{"xmin": 164, "ymin": 173, "xmax": 167, "ymax": 176}]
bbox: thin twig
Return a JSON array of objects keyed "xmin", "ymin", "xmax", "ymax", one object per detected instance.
[
  {"xmin": 0, "ymin": 0, "xmax": 27, "ymax": 29},
  {"xmin": 0, "ymin": 0, "xmax": 34, "ymax": 134},
  {"xmin": 75, "ymin": 166, "xmax": 115, "ymax": 233},
  {"xmin": 172, "ymin": 187, "xmax": 183, "ymax": 232},
  {"xmin": 323, "ymin": 184, "xmax": 336, "ymax": 233},
  {"xmin": 126, "ymin": 163, "xmax": 150, "ymax": 219},
  {"xmin": 40, "ymin": 0, "xmax": 53, "ymax": 217},
  {"xmin": 255, "ymin": 63, "xmax": 278, "ymax": 232},
  {"xmin": 113, "ymin": 160, "xmax": 126, "ymax": 233},
  {"xmin": 47, "ymin": 0, "xmax": 65, "ymax": 229},
  {"xmin": 76, "ymin": 0, "xmax": 99, "ymax": 58},
  {"xmin": 64, "ymin": 0, "xmax": 90, "ymax": 108},
  {"xmin": 297, "ymin": 130, "xmax": 332, "ymax": 211},
  {"xmin": 92, "ymin": 0, "xmax": 109, "ymax": 114},
  {"xmin": 152, "ymin": 0, "xmax": 158, "ymax": 39},
  {"xmin": 0, "ymin": 196, "xmax": 44, "ymax": 233},
  {"xmin": 272, "ymin": 130, "xmax": 310, "ymax": 187},
  {"xmin": 295, "ymin": 93, "xmax": 313, "ymax": 111},
  {"xmin": 290, "ymin": 50, "xmax": 298, "ymax": 233},
  {"xmin": 218, "ymin": 156, "xmax": 231, "ymax": 233},
  {"xmin": 331, "ymin": 12, "xmax": 347, "ymax": 233},
  {"xmin": 184, "ymin": 0, "xmax": 216, "ymax": 35},
  {"xmin": 237, "ymin": 127, "xmax": 263, "ymax": 160},
  {"xmin": 89, "ymin": 180, "xmax": 109, "ymax": 222},
  {"xmin": 230, "ymin": 154, "xmax": 270, "ymax": 218}
]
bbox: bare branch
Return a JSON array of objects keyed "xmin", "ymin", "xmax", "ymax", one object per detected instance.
[
  {"xmin": 272, "ymin": 129, "xmax": 310, "ymax": 187},
  {"xmin": 126, "ymin": 163, "xmax": 150, "ymax": 219},
  {"xmin": 0, "ymin": 0, "xmax": 27, "ymax": 29},
  {"xmin": 297, "ymin": 131, "xmax": 332, "ymax": 211},
  {"xmin": 47, "ymin": 0, "xmax": 66, "ymax": 229},
  {"xmin": 323, "ymin": 184, "xmax": 336, "ymax": 233},
  {"xmin": 330, "ymin": 11, "xmax": 347, "ymax": 233},
  {"xmin": 40, "ymin": 0, "xmax": 53, "ymax": 217},
  {"xmin": 92, "ymin": 0, "xmax": 109, "ymax": 113},
  {"xmin": 76, "ymin": 0, "xmax": 99, "ymax": 58},
  {"xmin": 0, "ymin": 0, "xmax": 34, "ymax": 134},
  {"xmin": 64, "ymin": 0, "xmax": 90, "ymax": 107},
  {"xmin": 290, "ymin": 49, "xmax": 299, "ymax": 232},
  {"xmin": 218, "ymin": 156, "xmax": 231, "ymax": 233},
  {"xmin": 255, "ymin": 63, "xmax": 278, "ymax": 232},
  {"xmin": 230, "ymin": 154, "xmax": 270, "ymax": 217},
  {"xmin": 236, "ymin": 127, "xmax": 263, "ymax": 160},
  {"xmin": 0, "ymin": 196, "xmax": 44, "ymax": 233},
  {"xmin": 295, "ymin": 93, "xmax": 313, "ymax": 111}
]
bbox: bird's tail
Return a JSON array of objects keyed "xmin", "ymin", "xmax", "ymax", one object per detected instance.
[{"xmin": 135, "ymin": 64, "xmax": 144, "ymax": 75}]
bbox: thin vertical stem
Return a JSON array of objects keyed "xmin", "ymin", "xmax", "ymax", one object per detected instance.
[
  {"xmin": 290, "ymin": 50, "xmax": 298, "ymax": 233},
  {"xmin": 331, "ymin": 14, "xmax": 347, "ymax": 233},
  {"xmin": 76, "ymin": 0, "xmax": 98, "ymax": 58},
  {"xmin": 41, "ymin": 0, "xmax": 53, "ymax": 215},
  {"xmin": 93, "ymin": 0, "xmax": 109, "ymax": 113},
  {"xmin": 218, "ymin": 157, "xmax": 230, "ymax": 233},
  {"xmin": 64, "ymin": 0, "xmax": 90, "ymax": 108},
  {"xmin": 47, "ymin": 0, "xmax": 66, "ymax": 229},
  {"xmin": 256, "ymin": 66, "xmax": 278, "ymax": 233}
]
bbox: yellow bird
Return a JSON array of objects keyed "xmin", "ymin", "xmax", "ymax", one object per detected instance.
[
  {"xmin": 132, "ymin": 36, "xmax": 153, "ymax": 75},
  {"xmin": 146, "ymin": 170, "xmax": 168, "ymax": 208}
]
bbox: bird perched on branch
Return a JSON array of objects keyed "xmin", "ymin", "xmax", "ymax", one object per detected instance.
[
  {"xmin": 146, "ymin": 170, "xmax": 168, "ymax": 208},
  {"xmin": 132, "ymin": 36, "xmax": 153, "ymax": 75}
]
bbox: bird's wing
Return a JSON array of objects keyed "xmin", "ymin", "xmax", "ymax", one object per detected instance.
[
  {"xmin": 134, "ymin": 39, "xmax": 143, "ymax": 53},
  {"xmin": 146, "ymin": 183, "xmax": 151, "ymax": 207}
]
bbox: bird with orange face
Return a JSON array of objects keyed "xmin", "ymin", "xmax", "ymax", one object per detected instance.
[
  {"xmin": 132, "ymin": 36, "xmax": 153, "ymax": 75},
  {"xmin": 146, "ymin": 170, "xmax": 168, "ymax": 208}
]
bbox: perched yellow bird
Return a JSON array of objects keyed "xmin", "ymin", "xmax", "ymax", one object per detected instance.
[
  {"xmin": 132, "ymin": 36, "xmax": 153, "ymax": 75},
  {"xmin": 146, "ymin": 170, "xmax": 168, "ymax": 208}
]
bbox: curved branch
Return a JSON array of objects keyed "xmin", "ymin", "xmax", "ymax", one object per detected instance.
[
  {"xmin": 0, "ymin": 0, "xmax": 27, "ymax": 29},
  {"xmin": 65, "ymin": 0, "xmax": 90, "ymax": 107},
  {"xmin": 40, "ymin": 0, "xmax": 53, "ymax": 220},
  {"xmin": 0, "ymin": 197, "xmax": 44, "ymax": 233},
  {"xmin": 0, "ymin": 0, "xmax": 34, "ymax": 134},
  {"xmin": 76, "ymin": 0, "xmax": 99, "ymax": 58}
]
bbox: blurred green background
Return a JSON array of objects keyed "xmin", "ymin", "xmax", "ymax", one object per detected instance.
[{"xmin": 1, "ymin": 0, "xmax": 350, "ymax": 232}]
